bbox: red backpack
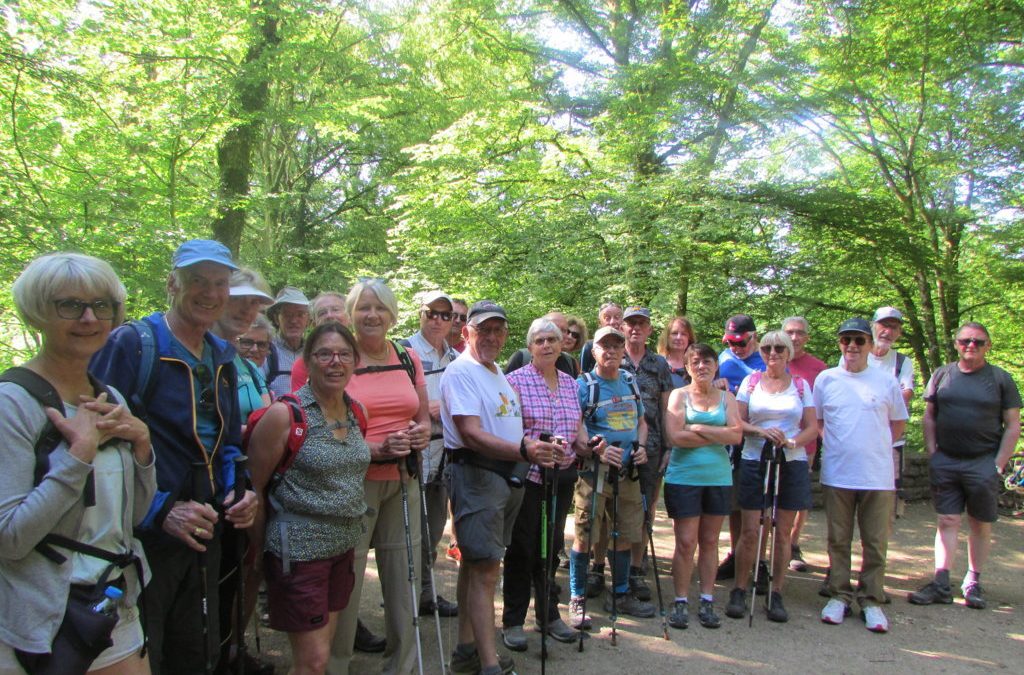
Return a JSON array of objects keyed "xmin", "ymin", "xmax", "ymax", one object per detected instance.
[{"xmin": 243, "ymin": 392, "xmax": 368, "ymax": 491}]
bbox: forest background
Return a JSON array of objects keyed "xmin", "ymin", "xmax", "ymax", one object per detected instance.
[{"xmin": 2, "ymin": 0, "xmax": 1022, "ymax": 429}]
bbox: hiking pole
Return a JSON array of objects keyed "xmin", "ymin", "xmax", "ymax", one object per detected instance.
[
  {"xmin": 764, "ymin": 444, "xmax": 784, "ymax": 623},
  {"xmin": 400, "ymin": 456, "xmax": 426, "ymax": 675},
  {"xmin": 642, "ymin": 488, "xmax": 669, "ymax": 640},
  {"xmin": 416, "ymin": 462, "xmax": 447, "ymax": 675},
  {"xmin": 192, "ymin": 461, "xmax": 213, "ymax": 675},
  {"xmin": 233, "ymin": 456, "xmax": 248, "ymax": 675},
  {"xmin": 608, "ymin": 462, "xmax": 620, "ymax": 646},
  {"xmin": 578, "ymin": 445, "xmax": 604, "ymax": 653},
  {"xmin": 540, "ymin": 465, "xmax": 550, "ymax": 671},
  {"xmin": 749, "ymin": 441, "xmax": 777, "ymax": 627}
]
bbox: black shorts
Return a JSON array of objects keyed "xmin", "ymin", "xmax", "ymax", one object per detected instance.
[
  {"xmin": 663, "ymin": 483, "xmax": 732, "ymax": 519},
  {"xmin": 930, "ymin": 451, "xmax": 1000, "ymax": 523},
  {"xmin": 737, "ymin": 458, "xmax": 812, "ymax": 512}
]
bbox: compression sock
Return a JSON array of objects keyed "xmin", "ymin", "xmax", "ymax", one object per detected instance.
[
  {"xmin": 569, "ymin": 550, "xmax": 590, "ymax": 598},
  {"xmin": 610, "ymin": 549, "xmax": 631, "ymax": 595}
]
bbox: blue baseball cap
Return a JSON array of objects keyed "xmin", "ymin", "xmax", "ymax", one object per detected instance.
[{"xmin": 173, "ymin": 239, "xmax": 238, "ymax": 270}]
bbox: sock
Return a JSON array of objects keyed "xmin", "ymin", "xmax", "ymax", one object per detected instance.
[
  {"xmin": 700, "ymin": 593, "xmax": 714, "ymax": 603},
  {"xmin": 455, "ymin": 642, "xmax": 476, "ymax": 657},
  {"xmin": 610, "ymin": 549, "xmax": 631, "ymax": 595},
  {"xmin": 569, "ymin": 550, "xmax": 590, "ymax": 598},
  {"xmin": 964, "ymin": 569, "xmax": 981, "ymax": 585},
  {"xmin": 675, "ymin": 597, "xmax": 688, "ymax": 604},
  {"xmin": 934, "ymin": 568, "xmax": 950, "ymax": 587}
]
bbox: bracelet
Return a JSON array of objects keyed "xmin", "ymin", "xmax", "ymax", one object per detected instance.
[{"xmin": 520, "ymin": 437, "xmax": 529, "ymax": 461}]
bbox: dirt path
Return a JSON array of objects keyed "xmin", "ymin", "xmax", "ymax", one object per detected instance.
[{"xmin": 249, "ymin": 501, "xmax": 1022, "ymax": 673}]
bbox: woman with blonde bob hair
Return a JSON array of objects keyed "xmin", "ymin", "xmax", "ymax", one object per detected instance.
[{"xmin": 1, "ymin": 252, "xmax": 155, "ymax": 674}]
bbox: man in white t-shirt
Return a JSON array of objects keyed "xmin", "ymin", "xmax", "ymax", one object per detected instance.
[
  {"xmin": 814, "ymin": 318, "xmax": 908, "ymax": 634},
  {"xmin": 440, "ymin": 300, "xmax": 559, "ymax": 675}
]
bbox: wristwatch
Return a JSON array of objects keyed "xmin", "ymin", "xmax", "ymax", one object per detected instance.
[{"xmin": 519, "ymin": 437, "xmax": 529, "ymax": 461}]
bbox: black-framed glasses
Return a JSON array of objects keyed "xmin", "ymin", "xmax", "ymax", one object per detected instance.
[
  {"xmin": 53, "ymin": 298, "xmax": 119, "ymax": 320},
  {"xmin": 760, "ymin": 345, "xmax": 787, "ymax": 355},
  {"xmin": 312, "ymin": 349, "xmax": 355, "ymax": 365},
  {"xmin": 422, "ymin": 309, "xmax": 453, "ymax": 322},
  {"xmin": 957, "ymin": 337, "xmax": 988, "ymax": 347},
  {"xmin": 839, "ymin": 335, "xmax": 868, "ymax": 346},
  {"xmin": 193, "ymin": 363, "xmax": 215, "ymax": 412},
  {"xmin": 452, "ymin": 312, "xmax": 468, "ymax": 324},
  {"xmin": 237, "ymin": 337, "xmax": 270, "ymax": 351}
]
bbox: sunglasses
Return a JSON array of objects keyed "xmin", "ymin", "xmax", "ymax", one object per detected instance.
[
  {"xmin": 53, "ymin": 298, "xmax": 119, "ymax": 321},
  {"xmin": 957, "ymin": 337, "xmax": 988, "ymax": 347},
  {"xmin": 452, "ymin": 313, "xmax": 468, "ymax": 323},
  {"xmin": 760, "ymin": 345, "xmax": 787, "ymax": 355},
  {"xmin": 193, "ymin": 363, "xmax": 215, "ymax": 412},
  {"xmin": 839, "ymin": 335, "xmax": 868, "ymax": 346},
  {"xmin": 237, "ymin": 337, "xmax": 270, "ymax": 351},
  {"xmin": 567, "ymin": 330, "xmax": 582, "ymax": 340},
  {"xmin": 726, "ymin": 337, "xmax": 751, "ymax": 348},
  {"xmin": 422, "ymin": 309, "xmax": 453, "ymax": 322}
]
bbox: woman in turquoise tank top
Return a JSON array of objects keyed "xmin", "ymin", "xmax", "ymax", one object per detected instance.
[{"xmin": 661, "ymin": 343, "xmax": 743, "ymax": 631}]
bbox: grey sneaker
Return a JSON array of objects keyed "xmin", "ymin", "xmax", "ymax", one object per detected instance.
[
  {"xmin": 668, "ymin": 600, "xmax": 689, "ymax": 629},
  {"xmin": 908, "ymin": 581, "xmax": 953, "ymax": 605},
  {"xmin": 629, "ymin": 565, "xmax": 652, "ymax": 602},
  {"xmin": 604, "ymin": 592, "xmax": 656, "ymax": 618},
  {"xmin": 789, "ymin": 545, "xmax": 808, "ymax": 572},
  {"xmin": 501, "ymin": 625, "xmax": 527, "ymax": 652},
  {"xmin": 450, "ymin": 650, "xmax": 516, "ymax": 674},
  {"xmin": 698, "ymin": 599, "xmax": 721, "ymax": 628},
  {"xmin": 725, "ymin": 587, "xmax": 746, "ymax": 619},
  {"xmin": 962, "ymin": 582, "xmax": 986, "ymax": 609},
  {"xmin": 537, "ymin": 618, "xmax": 579, "ymax": 643},
  {"xmin": 567, "ymin": 596, "xmax": 592, "ymax": 630},
  {"xmin": 765, "ymin": 591, "xmax": 789, "ymax": 623}
]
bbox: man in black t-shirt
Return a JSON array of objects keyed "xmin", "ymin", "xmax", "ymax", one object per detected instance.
[{"xmin": 909, "ymin": 322, "xmax": 1021, "ymax": 611}]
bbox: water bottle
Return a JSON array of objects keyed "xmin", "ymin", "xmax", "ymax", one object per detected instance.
[{"xmin": 92, "ymin": 585, "xmax": 123, "ymax": 616}]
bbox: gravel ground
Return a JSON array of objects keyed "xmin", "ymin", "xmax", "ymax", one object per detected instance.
[{"xmin": 245, "ymin": 500, "xmax": 1023, "ymax": 674}]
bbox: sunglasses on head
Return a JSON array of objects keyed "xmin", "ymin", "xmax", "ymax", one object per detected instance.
[
  {"xmin": 759, "ymin": 344, "xmax": 787, "ymax": 355},
  {"xmin": 839, "ymin": 335, "xmax": 868, "ymax": 346},
  {"xmin": 957, "ymin": 337, "xmax": 988, "ymax": 347}
]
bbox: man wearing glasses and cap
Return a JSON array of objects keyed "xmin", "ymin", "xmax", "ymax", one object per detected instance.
[
  {"xmin": 814, "ymin": 318, "xmax": 908, "ymax": 634},
  {"xmin": 908, "ymin": 322, "xmax": 1020, "ymax": 611},
  {"xmin": 264, "ymin": 286, "xmax": 311, "ymax": 399},
  {"xmin": 92, "ymin": 239, "xmax": 258, "ymax": 673}
]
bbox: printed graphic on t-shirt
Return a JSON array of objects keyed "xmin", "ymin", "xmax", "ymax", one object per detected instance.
[
  {"xmin": 497, "ymin": 391, "xmax": 521, "ymax": 418},
  {"xmin": 605, "ymin": 400, "xmax": 638, "ymax": 431}
]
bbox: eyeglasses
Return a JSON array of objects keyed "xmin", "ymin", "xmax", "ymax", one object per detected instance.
[
  {"xmin": 726, "ymin": 337, "xmax": 751, "ymax": 348},
  {"xmin": 193, "ymin": 363, "xmax": 215, "ymax": 412},
  {"xmin": 53, "ymin": 298, "xmax": 119, "ymax": 320},
  {"xmin": 760, "ymin": 345, "xmax": 787, "ymax": 355},
  {"xmin": 839, "ymin": 335, "xmax": 868, "ymax": 346},
  {"xmin": 468, "ymin": 324, "xmax": 507, "ymax": 337},
  {"xmin": 567, "ymin": 330, "xmax": 582, "ymax": 340},
  {"xmin": 957, "ymin": 337, "xmax": 988, "ymax": 347},
  {"xmin": 452, "ymin": 313, "xmax": 468, "ymax": 324},
  {"xmin": 422, "ymin": 309, "xmax": 453, "ymax": 322},
  {"xmin": 311, "ymin": 349, "xmax": 356, "ymax": 365},
  {"xmin": 237, "ymin": 337, "xmax": 270, "ymax": 351},
  {"xmin": 594, "ymin": 341, "xmax": 625, "ymax": 351}
]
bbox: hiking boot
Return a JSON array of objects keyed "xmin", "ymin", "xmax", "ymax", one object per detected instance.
[
  {"xmin": 537, "ymin": 618, "xmax": 579, "ymax": 643},
  {"xmin": 962, "ymin": 582, "xmax": 986, "ymax": 609},
  {"xmin": 908, "ymin": 581, "xmax": 953, "ymax": 605},
  {"xmin": 818, "ymin": 567, "xmax": 831, "ymax": 598},
  {"xmin": 501, "ymin": 625, "xmax": 528, "ymax": 652},
  {"xmin": 420, "ymin": 594, "xmax": 459, "ymax": 617},
  {"xmin": 698, "ymin": 599, "xmax": 721, "ymax": 629},
  {"xmin": 450, "ymin": 650, "xmax": 515, "ymax": 675},
  {"xmin": 716, "ymin": 552, "xmax": 736, "ymax": 580},
  {"xmin": 765, "ymin": 591, "xmax": 789, "ymax": 623},
  {"xmin": 861, "ymin": 605, "xmax": 889, "ymax": 633},
  {"xmin": 629, "ymin": 565, "xmax": 652, "ymax": 602},
  {"xmin": 820, "ymin": 598, "xmax": 849, "ymax": 625},
  {"xmin": 604, "ymin": 592, "xmax": 656, "ymax": 618},
  {"xmin": 354, "ymin": 619, "xmax": 386, "ymax": 653},
  {"xmin": 668, "ymin": 600, "xmax": 689, "ymax": 629},
  {"xmin": 788, "ymin": 545, "xmax": 808, "ymax": 572},
  {"xmin": 754, "ymin": 560, "xmax": 770, "ymax": 594},
  {"xmin": 725, "ymin": 587, "xmax": 747, "ymax": 619},
  {"xmin": 586, "ymin": 563, "xmax": 606, "ymax": 598},
  {"xmin": 568, "ymin": 596, "xmax": 592, "ymax": 630}
]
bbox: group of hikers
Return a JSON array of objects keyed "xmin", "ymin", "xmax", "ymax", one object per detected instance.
[{"xmin": 0, "ymin": 239, "xmax": 1019, "ymax": 675}]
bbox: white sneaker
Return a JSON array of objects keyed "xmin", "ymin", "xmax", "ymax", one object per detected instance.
[
  {"xmin": 820, "ymin": 598, "xmax": 848, "ymax": 625},
  {"xmin": 861, "ymin": 605, "xmax": 889, "ymax": 633}
]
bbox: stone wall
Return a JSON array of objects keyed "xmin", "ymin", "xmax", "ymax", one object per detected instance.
[{"xmin": 809, "ymin": 453, "xmax": 929, "ymax": 508}]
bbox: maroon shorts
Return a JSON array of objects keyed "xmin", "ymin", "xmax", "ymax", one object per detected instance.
[{"xmin": 264, "ymin": 549, "xmax": 356, "ymax": 633}]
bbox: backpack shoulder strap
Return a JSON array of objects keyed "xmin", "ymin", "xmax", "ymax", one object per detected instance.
[
  {"xmin": 0, "ymin": 367, "xmax": 65, "ymax": 487},
  {"xmin": 792, "ymin": 374, "xmax": 806, "ymax": 398},
  {"xmin": 391, "ymin": 339, "xmax": 416, "ymax": 384},
  {"xmin": 130, "ymin": 319, "xmax": 158, "ymax": 418},
  {"xmin": 894, "ymin": 352, "xmax": 906, "ymax": 380},
  {"xmin": 746, "ymin": 371, "xmax": 763, "ymax": 395},
  {"xmin": 269, "ymin": 394, "xmax": 308, "ymax": 483},
  {"xmin": 623, "ymin": 370, "xmax": 641, "ymax": 402},
  {"xmin": 346, "ymin": 393, "xmax": 369, "ymax": 436},
  {"xmin": 583, "ymin": 371, "xmax": 600, "ymax": 422}
]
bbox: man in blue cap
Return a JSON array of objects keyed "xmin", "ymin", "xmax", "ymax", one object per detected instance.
[
  {"xmin": 813, "ymin": 318, "xmax": 907, "ymax": 634},
  {"xmin": 92, "ymin": 239, "xmax": 258, "ymax": 673}
]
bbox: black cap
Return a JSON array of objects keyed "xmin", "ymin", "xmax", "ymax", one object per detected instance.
[
  {"xmin": 467, "ymin": 300, "xmax": 507, "ymax": 326},
  {"xmin": 837, "ymin": 317, "xmax": 871, "ymax": 336},
  {"xmin": 723, "ymin": 314, "xmax": 756, "ymax": 341}
]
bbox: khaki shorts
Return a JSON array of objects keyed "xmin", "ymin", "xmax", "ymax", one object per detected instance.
[{"xmin": 573, "ymin": 467, "xmax": 643, "ymax": 548}]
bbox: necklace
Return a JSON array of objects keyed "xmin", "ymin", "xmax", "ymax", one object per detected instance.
[{"xmin": 363, "ymin": 342, "xmax": 390, "ymax": 362}]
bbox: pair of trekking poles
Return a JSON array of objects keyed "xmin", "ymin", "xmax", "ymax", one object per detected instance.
[
  {"xmin": 575, "ymin": 444, "xmax": 670, "ymax": 654},
  {"xmin": 748, "ymin": 440, "xmax": 785, "ymax": 627}
]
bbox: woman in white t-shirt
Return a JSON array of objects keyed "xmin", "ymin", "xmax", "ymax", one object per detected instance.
[{"xmin": 727, "ymin": 330, "xmax": 818, "ymax": 624}]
